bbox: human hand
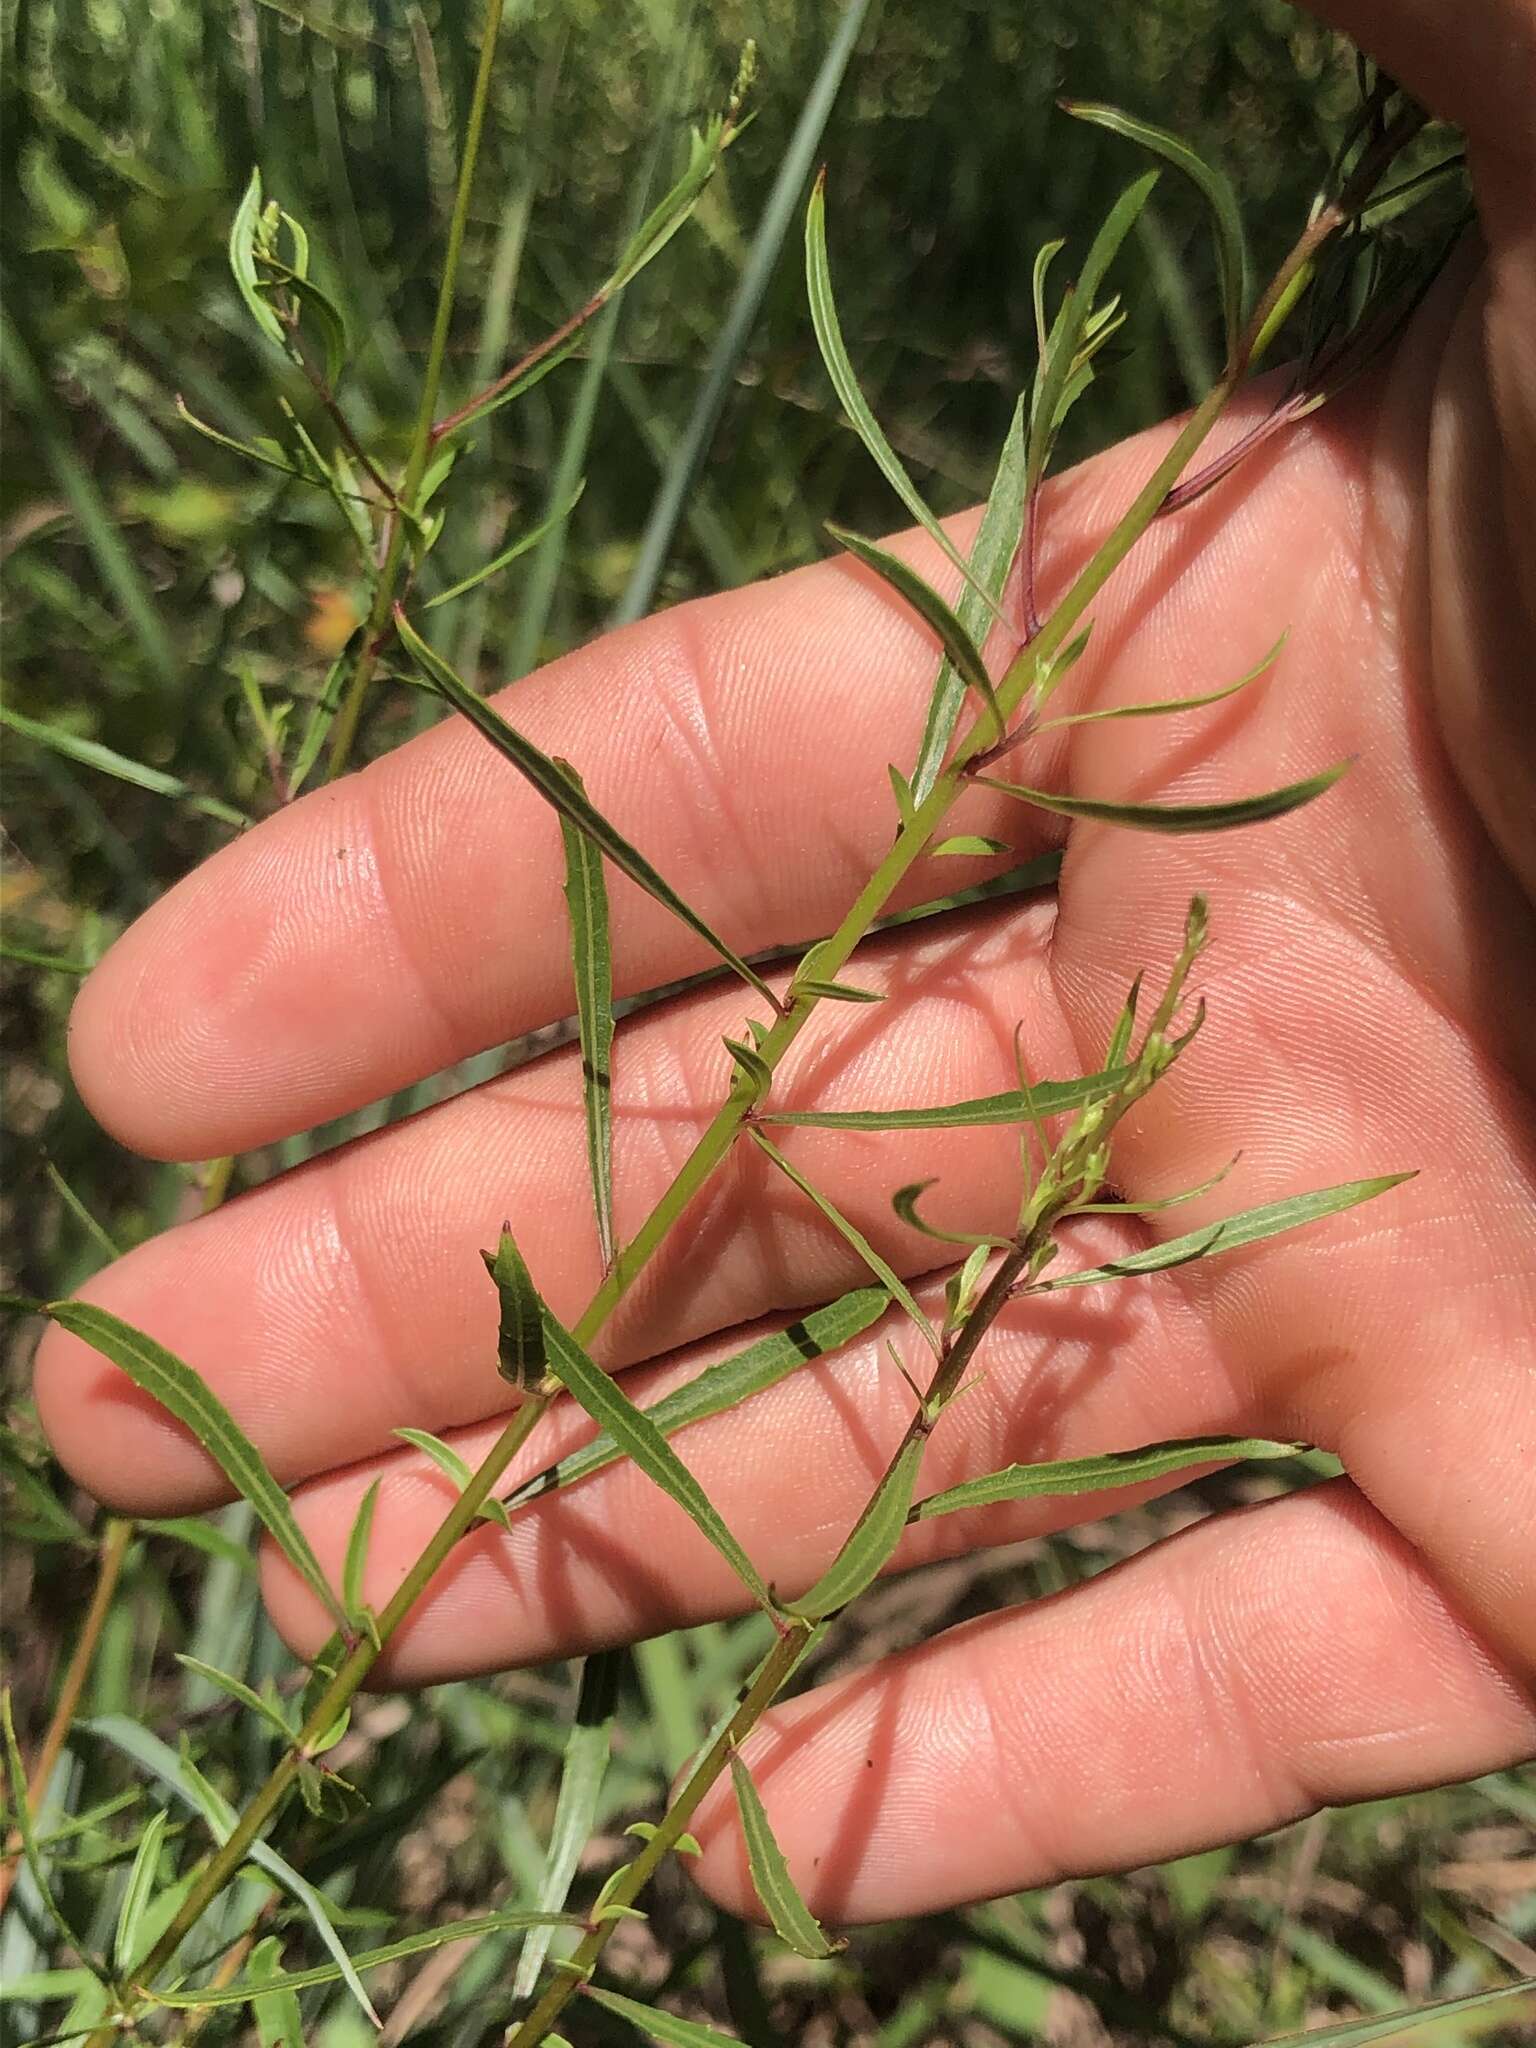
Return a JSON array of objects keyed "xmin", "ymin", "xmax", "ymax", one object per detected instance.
[{"xmin": 36, "ymin": 0, "xmax": 1535, "ymax": 1924}]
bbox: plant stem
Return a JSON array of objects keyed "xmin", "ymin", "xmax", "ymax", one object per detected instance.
[
  {"xmin": 0, "ymin": 1517, "xmax": 133, "ymax": 1916},
  {"xmin": 324, "ymin": 0, "xmax": 507, "ymax": 779}
]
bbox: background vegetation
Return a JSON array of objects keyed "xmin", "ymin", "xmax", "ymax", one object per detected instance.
[{"xmin": 3, "ymin": 1, "xmax": 1532, "ymax": 2042}]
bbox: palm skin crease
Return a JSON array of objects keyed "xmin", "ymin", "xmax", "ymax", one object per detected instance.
[{"xmin": 32, "ymin": 0, "xmax": 1536, "ymax": 1926}]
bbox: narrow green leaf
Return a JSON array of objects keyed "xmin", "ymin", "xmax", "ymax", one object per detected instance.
[
  {"xmin": 395, "ymin": 611, "xmax": 779, "ymax": 1009},
  {"xmin": 786, "ymin": 1435, "xmax": 926, "ymax": 1620},
  {"xmin": 504, "ymin": 1288, "xmax": 889, "ymax": 1512},
  {"xmin": 792, "ymin": 978, "xmax": 885, "ymax": 1005},
  {"xmin": 909, "ymin": 395, "xmax": 1021, "ymax": 800},
  {"xmin": 513, "ymin": 1650, "xmax": 623, "ymax": 2002},
  {"xmin": 341, "ymin": 1478, "xmax": 380, "ymax": 1634},
  {"xmin": 140, "ymin": 1516, "xmax": 257, "ymax": 1571},
  {"xmin": 977, "ymin": 759, "xmax": 1348, "ymax": 834},
  {"xmin": 723, "ymin": 1034, "xmax": 774, "ymax": 1103},
  {"xmin": 174, "ymin": 396, "xmax": 316, "ymax": 482},
  {"xmin": 1, "ymin": 705, "xmax": 248, "ymax": 829},
  {"xmin": 729, "ymin": 1750, "xmax": 845, "ymax": 1958},
  {"xmin": 586, "ymin": 1986, "xmax": 746, "ymax": 2047},
  {"xmin": 1036, "ymin": 633, "xmax": 1285, "ymax": 730},
  {"xmin": 1039, "ymin": 1174, "xmax": 1413, "ymax": 1292},
  {"xmin": 112, "ymin": 1807, "xmax": 170, "ymax": 1975},
  {"xmin": 910, "ymin": 1435, "xmax": 1304, "ymax": 1524},
  {"xmin": 248, "ymin": 1935, "xmax": 303, "ymax": 2048},
  {"xmin": 932, "ymin": 835, "xmax": 1011, "ymax": 858},
  {"xmin": 1032, "ymin": 239, "xmax": 1066, "ymax": 362},
  {"xmin": 38, "ymin": 1301, "xmax": 345, "ymax": 1631},
  {"xmin": 144, "ymin": 1910, "xmax": 589, "ymax": 2010},
  {"xmin": 425, "ymin": 481, "xmax": 586, "ymax": 611},
  {"xmin": 288, "ymin": 651, "xmax": 349, "ymax": 799},
  {"xmin": 227, "ymin": 168, "xmax": 285, "ymax": 348},
  {"xmin": 892, "ymin": 1181, "xmax": 1012, "ymax": 1252},
  {"xmin": 806, "ymin": 175, "xmax": 1005, "ymax": 629},
  {"xmin": 762, "ymin": 1066, "xmax": 1127, "ymax": 1132},
  {"xmin": 625, "ymin": 1820, "xmax": 702, "ymax": 1857},
  {"xmin": 944, "ymin": 1243, "xmax": 993, "ymax": 1332},
  {"xmin": 171, "ymin": 1658, "xmax": 294, "ymax": 1742},
  {"xmin": 394, "ymin": 1425, "xmax": 512, "ymax": 1533},
  {"xmin": 540, "ymin": 1312, "xmax": 775, "ymax": 1611},
  {"xmin": 1251, "ymin": 1981, "xmax": 1535, "ymax": 2048},
  {"xmin": 827, "ymin": 522, "xmax": 1001, "ymax": 735},
  {"xmin": 481, "ymin": 1224, "xmax": 549, "ymax": 1393},
  {"xmin": 1, "ymin": 1688, "xmax": 79, "ymax": 1950},
  {"xmin": 1063, "ymin": 102, "xmax": 1250, "ymax": 355},
  {"xmin": 887, "ymin": 761, "xmax": 917, "ymax": 826},
  {"xmin": 80, "ymin": 1715, "xmax": 378, "ymax": 2022},
  {"xmin": 749, "ymin": 1130, "xmax": 940, "ymax": 1357}
]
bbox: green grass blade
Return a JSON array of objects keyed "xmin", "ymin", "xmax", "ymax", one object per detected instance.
[
  {"xmin": 729, "ymin": 1750, "xmax": 844, "ymax": 1958},
  {"xmin": 977, "ymin": 759, "xmax": 1347, "ymax": 834},
  {"xmin": 38, "ymin": 1301, "xmax": 346, "ymax": 1633},
  {"xmin": 504, "ymin": 1287, "xmax": 888, "ymax": 1512},
  {"xmin": 1251, "ymin": 1981, "xmax": 1535, "ymax": 2048},
  {"xmin": 143, "ymin": 1910, "xmax": 590, "ymax": 2010},
  {"xmin": 827, "ymin": 522, "xmax": 1000, "ymax": 736},
  {"xmin": 748, "ymin": 1130, "xmax": 940, "ymax": 1356},
  {"xmin": 910, "ymin": 1435, "xmax": 1303, "ymax": 1523},
  {"xmin": 805, "ymin": 174, "xmax": 1005, "ymax": 629},
  {"xmin": 0, "ymin": 705, "xmax": 247, "ymax": 829},
  {"xmin": 80, "ymin": 1715, "xmax": 378, "ymax": 2023},
  {"xmin": 540, "ymin": 1312, "xmax": 775, "ymax": 1613},
  {"xmin": 554, "ymin": 759, "xmax": 616, "ymax": 1269},
  {"xmin": 761, "ymin": 1066, "xmax": 1126, "ymax": 1132},
  {"xmin": 512, "ymin": 1649, "xmax": 623, "ymax": 2002},
  {"xmin": 586, "ymin": 1986, "xmax": 745, "ymax": 2046},
  {"xmin": 424, "ymin": 480, "xmax": 586, "ymax": 611},
  {"xmin": 111, "ymin": 1807, "xmax": 170, "ymax": 1975},
  {"xmin": 1063, "ymin": 101, "xmax": 1250, "ymax": 355},
  {"xmin": 396, "ymin": 610, "xmax": 779, "ymax": 1011},
  {"xmin": 786, "ymin": 1435, "xmax": 926, "ymax": 1620},
  {"xmin": 614, "ymin": 0, "xmax": 872, "ymax": 625},
  {"xmin": 1038, "ymin": 1174, "xmax": 1413, "ymax": 1292},
  {"xmin": 1, "ymin": 1689, "xmax": 80, "ymax": 1951}
]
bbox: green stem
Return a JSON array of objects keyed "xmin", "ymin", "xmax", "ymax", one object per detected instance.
[{"xmin": 324, "ymin": 0, "xmax": 507, "ymax": 779}]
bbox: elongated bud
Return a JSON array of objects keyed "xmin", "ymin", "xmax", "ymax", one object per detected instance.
[{"xmin": 480, "ymin": 1223, "xmax": 546, "ymax": 1393}]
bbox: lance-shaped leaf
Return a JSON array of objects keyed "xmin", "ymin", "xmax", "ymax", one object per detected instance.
[
  {"xmin": 1, "ymin": 704, "xmax": 249, "ymax": 829},
  {"xmin": 793, "ymin": 977, "xmax": 885, "ymax": 1004},
  {"xmin": 228, "ymin": 169, "xmax": 286, "ymax": 349},
  {"xmin": 1063, "ymin": 102, "xmax": 1250, "ymax": 357},
  {"xmin": 514, "ymin": 1650, "xmax": 623, "ymax": 2001},
  {"xmin": 396, "ymin": 611, "xmax": 779, "ymax": 1009},
  {"xmin": 1036, "ymin": 633, "xmax": 1285, "ymax": 730},
  {"xmin": 761, "ymin": 1065, "xmax": 1127, "ymax": 1132},
  {"xmin": 586, "ymin": 1987, "xmax": 747, "ymax": 2047},
  {"xmin": 913, "ymin": 387, "xmax": 1036, "ymax": 802},
  {"xmin": 786, "ymin": 1434, "xmax": 926, "ymax": 1619},
  {"xmin": 480, "ymin": 1224, "xmax": 548, "ymax": 1393},
  {"xmin": 827, "ymin": 521, "xmax": 1001, "ymax": 737},
  {"xmin": 144, "ymin": 1909, "xmax": 589, "ymax": 2010},
  {"xmin": 910, "ymin": 1434, "xmax": 1304, "ymax": 1524},
  {"xmin": 539, "ymin": 1311, "xmax": 775, "ymax": 1612},
  {"xmin": 504, "ymin": 1287, "xmax": 888, "ymax": 1512},
  {"xmin": 249, "ymin": 1935, "xmax": 303, "ymax": 2048},
  {"xmin": 425, "ymin": 481, "xmax": 587, "ymax": 611},
  {"xmin": 976, "ymin": 759, "xmax": 1347, "ymax": 835},
  {"xmin": 341, "ymin": 1478, "xmax": 380, "ymax": 1641},
  {"xmin": 395, "ymin": 1426, "xmax": 513, "ymax": 1533},
  {"xmin": 112, "ymin": 1807, "xmax": 171, "ymax": 1975},
  {"xmin": 172, "ymin": 1657, "xmax": 294, "ymax": 1743},
  {"xmin": 893, "ymin": 1180, "xmax": 1012, "ymax": 1252},
  {"xmin": 806, "ymin": 173, "xmax": 1005, "ymax": 630},
  {"xmin": 1253, "ymin": 1982, "xmax": 1536, "ymax": 2048},
  {"xmin": 749, "ymin": 1129, "xmax": 940, "ymax": 1357},
  {"xmin": 550, "ymin": 762, "xmax": 617, "ymax": 1267},
  {"xmin": 36, "ymin": 1300, "xmax": 346, "ymax": 1632},
  {"xmin": 729, "ymin": 1750, "xmax": 845, "ymax": 1958},
  {"xmin": 81, "ymin": 1714, "xmax": 378, "ymax": 2022},
  {"xmin": 1036, "ymin": 1173, "xmax": 1413, "ymax": 1292},
  {"xmin": 932, "ymin": 834, "xmax": 1011, "ymax": 858}
]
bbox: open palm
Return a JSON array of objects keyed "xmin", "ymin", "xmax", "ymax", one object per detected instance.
[{"xmin": 36, "ymin": 0, "xmax": 1534, "ymax": 1924}]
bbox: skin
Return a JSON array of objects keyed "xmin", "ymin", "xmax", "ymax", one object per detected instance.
[{"xmin": 34, "ymin": 0, "xmax": 1535, "ymax": 1928}]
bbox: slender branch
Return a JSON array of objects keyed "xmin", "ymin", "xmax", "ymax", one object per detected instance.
[
  {"xmin": 324, "ymin": 0, "xmax": 508, "ymax": 778},
  {"xmin": 0, "ymin": 1517, "xmax": 133, "ymax": 1915},
  {"xmin": 429, "ymin": 289, "xmax": 605, "ymax": 446}
]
